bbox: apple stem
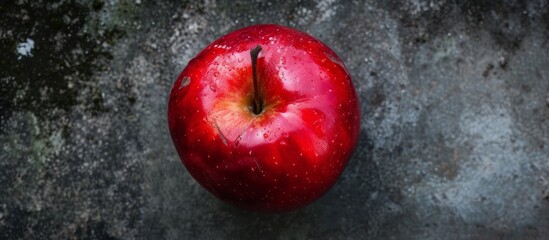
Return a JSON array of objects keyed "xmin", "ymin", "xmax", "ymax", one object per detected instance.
[{"xmin": 250, "ymin": 45, "xmax": 263, "ymax": 114}]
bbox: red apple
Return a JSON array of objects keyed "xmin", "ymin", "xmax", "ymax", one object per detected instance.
[{"xmin": 168, "ymin": 24, "xmax": 360, "ymax": 212}]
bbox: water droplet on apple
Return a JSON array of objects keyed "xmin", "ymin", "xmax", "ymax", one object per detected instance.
[
  {"xmin": 179, "ymin": 76, "xmax": 191, "ymax": 89},
  {"xmin": 238, "ymin": 58, "xmax": 243, "ymax": 63},
  {"xmin": 209, "ymin": 79, "xmax": 218, "ymax": 92},
  {"xmin": 214, "ymin": 71, "xmax": 219, "ymax": 77},
  {"xmin": 263, "ymin": 133, "xmax": 268, "ymax": 139}
]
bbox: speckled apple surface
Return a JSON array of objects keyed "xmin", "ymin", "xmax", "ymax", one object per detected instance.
[{"xmin": 1, "ymin": 1, "xmax": 549, "ymax": 239}]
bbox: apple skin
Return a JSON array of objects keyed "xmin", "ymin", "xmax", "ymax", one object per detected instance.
[{"xmin": 168, "ymin": 24, "xmax": 360, "ymax": 213}]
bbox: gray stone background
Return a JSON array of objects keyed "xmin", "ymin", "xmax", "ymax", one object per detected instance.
[{"xmin": 1, "ymin": 0, "xmax": 549, "ymax": 239}]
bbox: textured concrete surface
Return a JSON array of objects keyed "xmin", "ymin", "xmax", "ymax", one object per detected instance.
[{"xmin": 1, "ymin": 0, "xmax": 549, "ymax": 239}]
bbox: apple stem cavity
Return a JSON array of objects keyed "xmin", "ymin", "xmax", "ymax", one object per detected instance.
[{"xmin": 250, "ymin": 45, "xmax": 263, "ymax": 115}]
